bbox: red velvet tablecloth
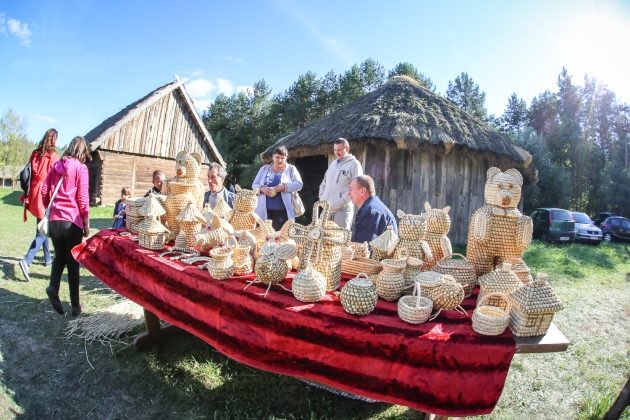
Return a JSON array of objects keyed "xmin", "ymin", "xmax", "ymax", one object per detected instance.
[{"xmin": 73, "ymin": 229, "xmax": 516, "ymax": 416}]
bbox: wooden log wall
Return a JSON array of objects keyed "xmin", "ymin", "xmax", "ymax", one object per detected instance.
[
  {"xmin": 92, "ymin": 151, "xmax": 210, "ymax": 205},
  {"xmin": 96, "ymin": 90, "xmax": 217, "ymax": 164}
]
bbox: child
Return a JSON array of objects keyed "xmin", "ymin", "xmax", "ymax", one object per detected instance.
[{"xmin": 112, "ymin": 186, "xmax": 131, "ymax": 229}]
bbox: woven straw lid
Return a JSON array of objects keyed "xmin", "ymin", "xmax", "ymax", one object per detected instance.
[
  {"xmin": 415, "ymin": 271, "xmax": 445, "ymax": 287},
  {"xmin": 176, "ymin": 202, "xmax": 206, "ymax": 223},
  {"xmin": 510, "ymin": 273, "xmax": 563, "ymax": 313},
  {"xmin": 213, "ymin": 196, "xmax": 233, "ymax": 219},
  {"xmin": 139, "ymin": 194, "xmax": 166, "ymax": 217},
  {"xmin": 479, "ymin": 263, "xmax": 522, "ymax": 292},
  {"xmin": 369, "ymin": 225, "xmax": 399, "ymax": 254},
  {"xmin": 138, "ymin": 218, "xmax": 169, "ymax": 234}
]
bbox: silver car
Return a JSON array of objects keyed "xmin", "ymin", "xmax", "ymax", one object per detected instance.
[{"xmin": 571, "ymin": 212, "xmax": 603, "ymax": 245}]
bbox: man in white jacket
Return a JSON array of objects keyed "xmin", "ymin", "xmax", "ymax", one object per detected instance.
[{"xmin": 318, "ymin": 138, "xmax": 363, "ymax": 229}]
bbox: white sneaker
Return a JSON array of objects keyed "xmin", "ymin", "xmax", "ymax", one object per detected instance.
[{"xmin": 18, "ymin": 260, "xmax": 30, "ymax": 282}]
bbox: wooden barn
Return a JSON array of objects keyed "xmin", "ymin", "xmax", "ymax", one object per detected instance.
[
  {"xmin": 264, "ymin": 75, "xmax": 536, "ymax": 244},
  {"xmin": 84, "ymin": 79, "xmax": 225, "ymax": 205}
]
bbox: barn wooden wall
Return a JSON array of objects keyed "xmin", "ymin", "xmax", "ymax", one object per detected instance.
[
  {"xmin": 96, "ymin": 90, "xmax": 216, "ymax": 163},
  {"xmin": 89, "ymin": 151, "xmax": 210, "ymax": 205}
]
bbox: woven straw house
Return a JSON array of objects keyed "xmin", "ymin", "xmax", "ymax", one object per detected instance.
[
  {"xmin": 84, "ymin": 79, "xmax": 225, "ymax": 205},
  {"xmin": 263, "ymin": 76, "xmax": 536, "ymax": 244}
]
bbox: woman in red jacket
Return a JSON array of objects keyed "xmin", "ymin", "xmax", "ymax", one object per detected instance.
[{"xmin": 18, "ymin": 128, "xmax": 59, "ymax": 282}]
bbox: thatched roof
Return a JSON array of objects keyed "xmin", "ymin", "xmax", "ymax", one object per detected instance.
[
  {"xmin": 84, "ymin": 79, "xmax": 226, "ymax": 167},
  {"xmin": 264, "ymin": 76, "xmax": 533, "ymax": 174}
]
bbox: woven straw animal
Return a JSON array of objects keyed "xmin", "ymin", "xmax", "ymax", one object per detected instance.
[
  {"xmin": 246, "ymin": 242, "xmax": 297, "ymax": 297},
  {"xmin": 288, "ymin": 201, "xmax": 351, "ymax": 291},
  {"xmin": 466, "ymin": 168, "xmax": 533, "ymax": 276},
  {"xmin": 229, "ymin": 185, "xmax": 259, "ymax": 231},
  {"xmin": 393, "ymin": 210, "xmax": 433, "ymax": 265},
  {"xmin": 164, "ymin": 151, "xmax": 205, "ymax": 240},
  {"xmin": 421, "ymin": 202, "xmax": 453, "ymax": 269}
]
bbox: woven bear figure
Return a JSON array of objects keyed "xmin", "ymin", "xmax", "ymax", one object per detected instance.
[
  {"xmin": 164, "ymin": 151, "xmax": 205, "ymax": 240},
  {"xmin": 393, "ymin": 209, "xmax": 433, "ymax": 266},
  {"xmin": 466, "ymin": 167, "xmax": 533, "ymax": 276},
  {"xmin": 421, "ymin": 202, "xmax": 453, "ymax": 269},
  {"xmin": 229, "ymin": 185, "xmax": 259, "ymax": 231}
]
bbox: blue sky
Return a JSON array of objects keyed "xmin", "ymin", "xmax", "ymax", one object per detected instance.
[{"xmin": 1, "ymin": 0, "xmax": 629, "ymax": 146}]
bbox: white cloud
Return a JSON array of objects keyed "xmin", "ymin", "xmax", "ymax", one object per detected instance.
[
  {"xmin": 192, "ymin": 99, "xmax": 211, "ymax": 112},
  {"xmin": 186, "ymin": 79, "xmax": 216, "ymax": 98},
  {"xmin": 31, "ymin": 114, "xmax": 57, "ymax": 124},
  {"xmin": 184, "ymin": 76, "xmax": 254, "ymax": 113},
  {"xmin": 216, "ymin": 78, "xmax": 235, "ymax": 96},
  {"xmin": 1, "ymin": 14, "xmax": 32, "ymax": 46}
]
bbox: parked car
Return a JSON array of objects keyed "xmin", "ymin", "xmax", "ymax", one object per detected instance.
[
  {"xmin": 592, "ymin": 211, "xmax": 617, "ymax": 227},
  {"xmin": 570, "ymin": 212, "xmax": 602, "ymax": 245},
  {"xmin": 600, "ymin": 216, "xmax": 630, "ymax": 243},
  {"xmin": 530, "ymin": 208, "xmax": 576, "ymax": 243}
]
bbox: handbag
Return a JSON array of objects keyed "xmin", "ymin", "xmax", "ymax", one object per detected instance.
[
  {"xmin": 291, "ymin": 191, "xmax": 305, "ymax": 217},
  {"xmin": 37, "ymin": 176, "xmax": 64, "ymax": 236}
]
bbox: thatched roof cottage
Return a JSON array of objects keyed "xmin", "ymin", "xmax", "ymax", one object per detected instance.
[
  {"xmin": 264, "ymin": 76, "xmax": 535, "ymax": 244},
  {"xmin": 85, "ymin": 79, "xmax": 225, "ymax": 205}
]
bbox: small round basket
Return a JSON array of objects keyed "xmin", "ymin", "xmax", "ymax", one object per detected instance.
[
  {"xmin": 472, "ymin": 292, "xmax": 510, "ymax": 336},
  {"xmin": 341, "ymin": 257, "xmax": 383, "ymax": 277},
  {"xmin": 340, "ymin": 273, "xmax": 378, "ymax": 316},
  {"xmin": 397, "ymin": 282, "xmax": 433, "ymax": 324}
]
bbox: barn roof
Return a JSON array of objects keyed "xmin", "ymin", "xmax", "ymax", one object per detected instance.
[
  {"xmin": 264, "ymin": 75, "xmax": 533, "ymax": 173},
  {"xmin": 84, "ymin": 79, "xmax": 226, "ymax": 167}
]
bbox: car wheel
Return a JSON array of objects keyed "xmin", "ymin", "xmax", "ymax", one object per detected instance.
[{"xmin": 603, "ymin": 233, "xmax": 612, "ymax": 242}]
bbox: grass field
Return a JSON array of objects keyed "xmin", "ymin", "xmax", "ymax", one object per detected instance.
[{"xmin": 0, "ymin": 188, "xmax": 629, "ymax": 419}]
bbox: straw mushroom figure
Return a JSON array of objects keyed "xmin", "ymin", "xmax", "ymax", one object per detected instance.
[
  {"xmin": 137, "ymin": 193, "xmax": 169, "ymax": 250},
  {"xmin": 393, "ymin": 210, "xmax": 433, "ymax": 266},
  {"xmin": 421, "ymin": 202, "xmax": 453, "ymax": 269},
  {"xmin": 176, "ymin": 201, "xmax": 207, "ymax": 249},
  {"xmin": 466, "ymin": 167, "xmax": 533, "ymax": 276}
]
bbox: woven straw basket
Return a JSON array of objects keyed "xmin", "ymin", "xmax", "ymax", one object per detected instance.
[
  {"xmin": 375, "ymin": 258, "xmax": 406, "ymax": 301},
  {"xmin": 232, "ymin": 244, "xmax": 253, "ymax": 276},
  {"xmin": 292, "ymin": 263, "xmax": 327, "ymax": 303},
  {"xmin": 478, "ymin": 263, "xmax": 522, "ymax": 303},
  {"xmin": 397, "ymin": 282, "xmax": 433, "ymax": 324},
  {"xmin": 341, "ymin": 257, "xmax": 383, "ymax": 277},
  {"xmin": 208, "ymin": 246, "xmax": 234, "ymax": 280},
  {"xmin": 472, "ymin": 292, "xmax": 510, "ymax": 336},
  {"xmin": 340, "ymin": 273, "xmax": 378, "ymax": 316},
  {"xmin": 125, "ymin": 196, "xmax": 148, "ymax": 233},
  {"xmin": 402, "ymin": 256, "xmax": 424, "ymax": 291},
  {"xmin": 422, "ymin": 274, "xmax": 465, "ymax": 311},
  {"xmin": 434, "ymin": 253, "xmax": 478, "ymax": 297}
]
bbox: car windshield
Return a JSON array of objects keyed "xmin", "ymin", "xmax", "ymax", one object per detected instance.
[
  {"xmin": 550, "ymin": 210, "xmax": 572, "ymax": 221},
  {"xmin": 572, "ymin": 213, "xmax": 592, "ymax": 224}
]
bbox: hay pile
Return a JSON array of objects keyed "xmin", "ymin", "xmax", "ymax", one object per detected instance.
[{"xmin": 65, "ymin": 299, "xmax": 145, "ymax": 343}]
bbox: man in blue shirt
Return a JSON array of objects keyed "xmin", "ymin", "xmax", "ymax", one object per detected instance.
[
  {"xmin": 348, "ymin": 175, "xmax": 397, "ymax": 243},
  {"xmin": 203, "ymin": 163, "xmax": 235, "ymax": 209}
]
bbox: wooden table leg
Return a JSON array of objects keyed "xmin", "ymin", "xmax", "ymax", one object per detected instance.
[{"xmin": 133, "ymin": 308, "xmax": 179, "ymax": 349}]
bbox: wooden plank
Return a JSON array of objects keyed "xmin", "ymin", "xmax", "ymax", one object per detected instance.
[{"xmin": 515, "ymin": 323, "xmax": 570, "ymax": 353}]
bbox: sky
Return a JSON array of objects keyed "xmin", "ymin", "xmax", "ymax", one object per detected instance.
[{"xmin": 1, "ymin": 0, "xmax": 630, "ymax": 147}]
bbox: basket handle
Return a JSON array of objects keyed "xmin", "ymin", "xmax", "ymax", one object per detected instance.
[
  {"xmin": 441, "ymin": 252, "xmax": 469, "ymax": 262},
  {"xmin": 412, "ymin": 281, "xmax": 424, "ymax": 308},
  {"xmin": 355, "ymin": 272, "xmax": 370, "ymax": 280},
  {"xmin": 478, "ymin": 292, "xmax": 509, "ymax": 309}
]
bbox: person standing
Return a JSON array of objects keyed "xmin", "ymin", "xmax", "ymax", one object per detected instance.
[
  {"xmin": 41, "ymin": 136, "xmax": 91, "ymax": 317},
  {"xmin": 347, "ymin": 175, "xmax": 397, "ymax": 243},
  {"xmin": 18, "ymin": 128, "xmax": 59, "ymax": 281},
  {"xmin": 112, "ymin": 186, "xmax": 131, "ymax": 229},
  {"xmin": 203, "ymin": 163, "xmax": 234, "ymax": 209},
  {"xmin": 252, "ymin": 146, "xmax": 303, "ymax": 231},
  {"xmin": 145, "ymin": 170, "xmax": 165, "ymax": 196},
  {"xmin": 318, "ymin": 138, "xmax": 363, "ymax": 229}
]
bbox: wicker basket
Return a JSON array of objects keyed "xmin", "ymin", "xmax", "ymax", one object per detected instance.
[
  {"xmin": 341, "ymin": 257, "xmax": 383, "ymax": 277},
  {"xmin": 402, "ymin": 256, "xmax": 424, "ymax": 291},
  {"xmin": 340, "ymin": 273, "xmax": 378, "ymax": 316},
  {"xmin": 232, "ymin": 244, "xmax": 253, "ymax": 276},
  {"xmin": 508, "ymin": 273, "xmax": 563, "ymax": 337},
  {"xmin": 208, "ymin": 246, "xmax": 234, "ymax": 280},
  {"xmin": 397, "ymin": 282, "xmax": 433, "ymax": 324},
  {"xmin": 232, "ymin": 185, "xmax": 258, "ymax": 212},
  {"xmin": 254, "ymin": 243, "xmax": 295, "ymax": 285},
  {"xmin": 375, "ymin": 258, "xmax": 406, "ymax": 301},
  {"xmin": 472, "ymin": 292, "xmax": 510, "ymax": 336},
  {"xmin": 422, "ymin": 274, "xmax": 465, "ymax": 312},
  {"xmin": 292, "ymin": 262, "xmax": 327, "ymax": 303},
  {"xmin": 434, "ymin": 253, "xmax": 478, "ymax": 297}
]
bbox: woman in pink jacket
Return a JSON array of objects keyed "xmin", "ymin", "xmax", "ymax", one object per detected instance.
[{"xmin": 41, "ymin": 136, "xmax": 91, "ymax": 317}]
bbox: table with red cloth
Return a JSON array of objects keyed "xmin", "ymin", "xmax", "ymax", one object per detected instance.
[{"xmin": 73, "ymin": 229, "xmax": 550, "ymax": 417}]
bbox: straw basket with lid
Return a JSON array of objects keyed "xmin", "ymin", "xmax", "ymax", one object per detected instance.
[
  {"xmin": 229, "ymin": 185, "xmax": 259, "ymax": 230},
  {"xmin": 375, "ymin": 258, "xmax": 406, "ymax": 301},
  {"xmin": 369, "ymin": 225, "xmax": 399, "ymax": 261},
  {"xmin": 176, "ymin": 202, "xmax": 207, "ymax": 248},
  {"xmin": 402, "ymin": 254, "xmax": 424, "ymax": 291},
  {"xmin": 418, "ymin": 272, "xmax": 467, "ymax": 318},
  {"xmin": 246, "ymin": 242, "xmax": 297, "ymax": 297},
  {"xmin": 292, "ymin": 260, "xmax": 327, "ymax": 303},
  {"xmin": 478, "ymin": 262, "xmax": 522, "ymax": 304},
  {"xmin": 421, "ymin": 202, "xmax": 453, "ymax": 270},
  {"xmin": 340, "ymin": 273, "xmax": 378, "ymax": 316},
  {"xmin": 508, "ymin": 273, "xmax": 563, "ymax": 337},
  {"xmin": 393, "ymin": 210, "xmax": 433, "ymax": 266},
  {"xmin": 434, "ymin": 253, "xmax": 478, "ymax": 298},
  {"xmin": 137, "ymin": 194, "xmax": 169, "ymax": 250},
  {"xmin": 472, "ymin": 292, "xmax": 511, "ymax": 336},
  {"xmin": 125, "ymin": 196, "xmax": 148, "ymax": 233},
  {"xmin": 398, "ymin": 281, "xmax": 433, "ymax": 324},
  {"xmin": 288, "ymin": 201, "xmax": 350, "ymax": 291}
]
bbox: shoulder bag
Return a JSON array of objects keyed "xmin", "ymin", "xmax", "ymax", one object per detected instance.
[
  {"xmin": 37, "ymin": 176, "xmax": 65, "ymax": 236},
  {"xmin": 288, "ymin": 165, "xmax": 305, "ymax": 217}
]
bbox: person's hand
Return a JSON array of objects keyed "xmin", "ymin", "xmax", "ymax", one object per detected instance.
[
  {"xmin": 274, "ymin": 184, "xmax": 286, "ymax": 193},
  {"xmin": 83, "ymin": 226, "xmax": 90, "ymax": 237}
]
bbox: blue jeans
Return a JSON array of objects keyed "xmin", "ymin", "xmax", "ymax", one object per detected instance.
[{"xmin": 23, "ymin": 218, "xmax": 51, "ymax": 265}]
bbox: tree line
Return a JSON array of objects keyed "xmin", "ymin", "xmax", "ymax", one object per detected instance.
[
  {"xmin": 202, "ymin": 59, "xmax": 629, "ymax": 216},
  {"xmin": 0, "ymin": 110, "xmax": 35, "ymax": 177}
]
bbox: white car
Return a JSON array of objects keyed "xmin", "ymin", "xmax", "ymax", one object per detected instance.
[{"xmin": 571, "ymin": 212, "xmax": 603, "ymax": 245}]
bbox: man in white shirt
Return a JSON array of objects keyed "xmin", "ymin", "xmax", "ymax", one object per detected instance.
[{"xmin": 318, "ymin": 138, "xmax": 363, "ymax": 229}]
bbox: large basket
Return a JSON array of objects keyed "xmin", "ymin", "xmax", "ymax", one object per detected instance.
[
  {"xmin": 292, "ymin": 263, "xmax": 327, "ymax": 303},
  {"xmin": 472, "ymin": 292, "xmax": 510, "ymax": 336},
  {"xmin": 340, "ymin": 273, "xmax": 378, "ymax": 316},
  {"xmin": 375, "ymin": 258, "xmax": 406, "ymax": 301},
  {"xmin": 341, "ymin": 257, "xmax": 383, "ymax": 277},
  {"xmin": 397, "ymin": 282, "xmax": 433, "ymax": 324},
  {"xmin": 434, "ymin": 253, "xmax": 477, "ymax": 297},
  {"xmin": 208, "ymin": 246, "xmax": 234, "ymax": 280}
]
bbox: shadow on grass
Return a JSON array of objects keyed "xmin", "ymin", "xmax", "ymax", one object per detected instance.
[
  {"xmin": 1, "ymin": 190, "xmax": 23, "ymax": 206},
  {"xmin": 0, "ymin": 285, "xmax": 401, "ymax": 418}
]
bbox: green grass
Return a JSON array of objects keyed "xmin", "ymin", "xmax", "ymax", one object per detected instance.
[{"xmin": 1, "ymin": 187, "xmax": 629, "ymax": 419}]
